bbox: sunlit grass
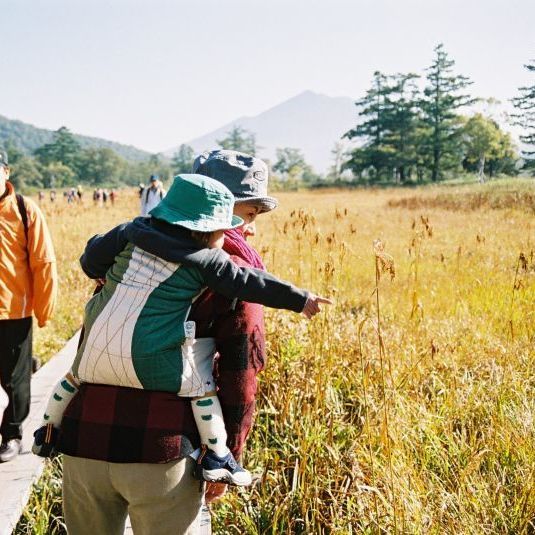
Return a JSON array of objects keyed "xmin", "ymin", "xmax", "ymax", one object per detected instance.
[{"xmin": 19, "ymin": 181, "xmax": 535, "ymax": 534}]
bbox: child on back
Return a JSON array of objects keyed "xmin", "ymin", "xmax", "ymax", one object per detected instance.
[{"xmin": 33, "ymin": 174, "xmax": 330, "ymax": 485}]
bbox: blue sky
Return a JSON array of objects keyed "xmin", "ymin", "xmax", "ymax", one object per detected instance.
[{"xmin": 2, "ymin": 0, "xmax": 534, "ymax": 152}]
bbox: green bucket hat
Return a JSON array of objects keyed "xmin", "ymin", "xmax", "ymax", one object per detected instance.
[{"xmin": 149, "ymin": 174, "xmax": 244, "ymax": 232}]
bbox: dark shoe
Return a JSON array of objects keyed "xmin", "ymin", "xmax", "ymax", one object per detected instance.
[
  {"xmin": 32, "ymin": 424, "xmax": 59, "ymax": 458},
  {"xmin": 0, "ymin": 439, "xmax": 22, "ymax": 463},
  {"xmin": 195, "ymin": 445, "xmax": 252, "ymax": 486}
]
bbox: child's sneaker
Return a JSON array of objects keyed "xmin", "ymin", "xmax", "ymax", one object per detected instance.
[
  {"xmin": 196, "ymin": 446, "xmax": 252, "ymax": 486},
  {"xmin": 32, "ymin": 424, "xmax": 59, "ymax": 458}
]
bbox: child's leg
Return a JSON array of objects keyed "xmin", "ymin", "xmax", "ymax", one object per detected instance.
[
  {"xmin": 32, "ymin": 372, "xmax": 79, "ymax": 457},
  {"xmin": 191, "ymin": 390, "xmax": 229, "ymax": 457},
  {"xmin": 191, "ymin": 390, "xmax": 252, "ymax": 486},
  {"xmin": 41, "ymin": 372, "xmax": 79, "ymax": 427}
]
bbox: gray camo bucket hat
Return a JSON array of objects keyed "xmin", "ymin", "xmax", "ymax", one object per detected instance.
[{"xmin": 192, "ymin": 149, "xmax": 278, "ymax": 213}]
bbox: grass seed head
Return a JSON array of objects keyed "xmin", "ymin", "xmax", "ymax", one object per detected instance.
[{"xmin": 373, "ymin": 239, "xmax": 396, "ymax": 281}]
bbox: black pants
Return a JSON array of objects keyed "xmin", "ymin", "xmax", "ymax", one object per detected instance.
[{"xmin": 0, "ymin": 317, "xmax": 32, "ymax": 441}]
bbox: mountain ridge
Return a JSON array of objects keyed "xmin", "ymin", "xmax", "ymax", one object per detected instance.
[
  {"xmin": 166, "ymin": 90, "xmax": 356, "ymax": 172},
  {"xmin": 0, "ymin": 114, "xmax": 151, "ymax": 162},
  {"xmin": 1, "ymin": 90, "xmax": 358, "ymax": 172}
]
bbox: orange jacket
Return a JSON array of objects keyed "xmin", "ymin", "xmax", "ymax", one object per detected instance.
[{"xmin": 0, "ymin": 182, "xmax": 57, "ymax": 327}]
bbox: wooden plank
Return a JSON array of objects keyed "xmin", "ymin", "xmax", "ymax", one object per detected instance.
[
  {"xmin": 0, "ymin": 332, "xmax": 157, "ymax": 535},
  {"xmin": 0, "ymin": 332, "xmax": 80, "ymax": 535}
]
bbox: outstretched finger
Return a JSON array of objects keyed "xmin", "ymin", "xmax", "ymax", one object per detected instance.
[
  {"xmin": 302, "ymin": 309, "xmax": 312, "ymax": 319},
  {"xmin": 316, "ymin": 296, "xmax": 333, "ymax": 304}
]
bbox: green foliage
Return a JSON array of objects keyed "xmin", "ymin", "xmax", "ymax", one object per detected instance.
[
  {"xmin": 41, "ymin": 162, "xmax": 76, "ymax": 188},
  {"xmin": 10, "ymin": 156, "xmax": 44, "ymax": 189},
  {"xmin": 34, "ymin": 127, "xmax": 82, "ymax": 169},
  {"xmin": 0, "ymin": 114, "xmax": 149, "ymax": 161},
  {"xmin": 383, "ymin": 73, "xmax": 422, "ymax": 182},
  {"xmin": 420, "ymin": 43, "xmax": 476, "ymax": 181},
  {"xmin": 343, "ymin": 44, "xmax": 500, "ymax": 185},
  {"xmin": 1, "ymin": 127, "xmax": 173, "ymax": 192},
  {"xmin": 344, "ymin": 72, "xmax": 423, "ymax": 182},
  {"xmin": 511, "ymin": 59, "xmax": 535, "ymax": 171},
  {"xmin": 344, "ymin": 71, "xmax": 389, "ymax": 180},
  {"xmin": 77, "ymin": 147, "xmax": 126, "ymax": 186},
  {"xmin": 461, "ymin": 114, "xmax": 518, "ymax": 179},
  {"xmin": 15, "ymin": 457, "xmax": 65, "ymax": 535},
  {"xmin": 326, "ymin": 142, "xmax": 348, "ymax": 181},
  {"xmin": 217, "ymin": 125, "xmax": 258, "ymax": 155},
  {"xmin": 273, "ymin": 147, "xmax": 307, "ymax": 175},
  {"xmin": 172, "ymin": 144, "xmax": 195, "ymax": 174},
  {"xmin": 3, "ymin": 138, "xmax": 25, "ymax": 165},
  {"xmin": 272, "ymin": 147, "xmax": 319, "ymax": 186}
]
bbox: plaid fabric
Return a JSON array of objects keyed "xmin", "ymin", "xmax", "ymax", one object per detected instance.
[
  {"xmin": 57, "ymin": 255, "xmax": 265, "ymax": 463},
  {"xmin": 58, "ymin": 384, "xmax": 199, "ymax": 463},
  {"xmin": 192, "ymin": 275, "xmax": 266, "ymax": 459}
]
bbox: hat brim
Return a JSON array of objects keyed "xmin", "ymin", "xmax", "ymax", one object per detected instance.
[
  {"xmin": 150, "ymin": 205, "xmax": 244, "ymax": 231},
  {"xmin": 234, "ymin": 195, "xmax": 278, "ymax": 213}
]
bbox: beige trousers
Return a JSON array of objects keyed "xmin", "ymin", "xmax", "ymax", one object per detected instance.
[{"xmin": 62, "ymin": 455, "xmax": 210, "ymax": 535}]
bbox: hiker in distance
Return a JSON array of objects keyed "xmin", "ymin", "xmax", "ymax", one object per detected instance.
[
  {"xmin": 140, "ymin": 174, "xmax": 166, "ymax": 216},
  {"xmin": 0, "ymin": 149, "xmax": 58, "ymax": 462}
]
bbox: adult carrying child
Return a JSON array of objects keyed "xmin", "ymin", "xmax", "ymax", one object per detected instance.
[{"xmin": 34, "ymin": 173, "xmax": 331, "ymax": 486}]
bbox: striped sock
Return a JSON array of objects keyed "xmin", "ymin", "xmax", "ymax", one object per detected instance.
[
  {"xmin": 191, "ymin": 395, "xmax": 229, "ymax": 457},
  {"xmin": 42, "ymin": 373, "xmax": 79, "ymax": 427}
]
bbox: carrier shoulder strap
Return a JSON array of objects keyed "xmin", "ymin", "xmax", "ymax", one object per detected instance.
[{"xmin": 15, "ymin": 193, "xmax": 29, "ymax": 244}]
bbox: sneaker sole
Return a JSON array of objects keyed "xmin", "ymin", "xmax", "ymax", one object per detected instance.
[
  {"xmin": 0, "ymin": 444, "xmax": 22, "ymax": 463},
  {"xmin": 202, "ymin": 468, "xmax": 252, "ymax": 486}
]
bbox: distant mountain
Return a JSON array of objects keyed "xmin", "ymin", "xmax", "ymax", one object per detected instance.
[
  {"xmin": 165, "ymin": 91, "xmax": 357, "ymax": 173},
  {"xmin": 0, "ymin": 114, "xmax": 150, "ymax": 162}
]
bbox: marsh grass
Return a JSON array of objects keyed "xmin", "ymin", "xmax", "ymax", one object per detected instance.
[
  {"xmin": 17, "ymin": 183, "xmax": 535, "ymax": 534},
  {"xmin": 387, "ymin": 178, "xmax": 535, "ymax": 214},
  {"xmin": 16, "ymin": 458, "xmax": 65, "ymax": 535}
]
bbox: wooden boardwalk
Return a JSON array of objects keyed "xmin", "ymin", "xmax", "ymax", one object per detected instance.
[
  {"xmin": 0, "ymin": 333, "xmax": 134, "ymax": 534},
  {"xmin": 0, "ymin": 331, "xmax": 187, "ymax": 534},
  {"xmin": 0, "ymin": 332, "xmax": 78, "ymax": 535}
]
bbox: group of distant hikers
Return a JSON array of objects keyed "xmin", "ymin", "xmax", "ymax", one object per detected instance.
[
  {"xmin": 34, "ymin": 177, "xmax": 166, "ymax": 213},
  {"xmin": 37, "ymin": 184, "xmax": 122, "ymax": 206},
  {"xmin": 0, "ymin": 147, "xmax": 331, "ymax": 534}
]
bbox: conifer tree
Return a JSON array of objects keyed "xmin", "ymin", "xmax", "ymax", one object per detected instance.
[
  {"xmin": 512, "ymin": 60, "xmax": 535, "ymax": 170},
  {"xmin": 172, "ymin": 144, "xmax": 195, "ymax": 174},
  {"xmin": 420, "ymin": 44, "xmax": 475, "ymax": 181},
  {"xmin": 344, "ymin": 71, "xmax": 391, "ymax": 181},
  {"xmin": 344, "ymin": 72, "xmax": 421, "ymax": 182},
  {"xmin": 217, "ymin": 126, "xmax": 257, "ymax": 156},
  {"xmin": 34, "ymin": 126, "xmax": 82, "ymax": 169},
  {"xmin": 382, "ymin": 73, "xmax": 421, "ymax": 182}
]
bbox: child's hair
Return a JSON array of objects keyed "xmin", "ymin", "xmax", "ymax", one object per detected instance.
[
  {"xmin": 191, "ymin": 230, "xmax": 215, "ymax": 248},
  {"xmin": 152, "ymin": 217, "xmax": 217, "ymax": 248}
]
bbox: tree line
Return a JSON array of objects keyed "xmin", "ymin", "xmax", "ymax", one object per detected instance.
[
  {"xmin": 175, "ymin": 45, "xmax": 535, "ymax": 186},
  {"xmin": 6, "ymin": 127, "xmax": 171, "ymax": 191},
  {"xmin": 343, "ymin": 44, "xmax": 533, "ymax": 183},
  {"xmin": 5, "ymin": 44, "xmax": 535, "ymax": 192}
]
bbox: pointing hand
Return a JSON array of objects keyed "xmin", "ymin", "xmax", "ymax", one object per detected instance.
[{"xmin": 302, "ymin": 294, "xmax": 333, "ymax": 319}]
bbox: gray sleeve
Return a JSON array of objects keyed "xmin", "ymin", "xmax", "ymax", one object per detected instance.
[
  {"xmin": 79, "ymin": 223, "xmax": 129, "ymax": 279},
  {"xmin": 196, "ymin": 250, "xmax": 308, "ymax": 313}
]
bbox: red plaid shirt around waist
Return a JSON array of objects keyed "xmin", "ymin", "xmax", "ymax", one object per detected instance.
[{"xmin": 57, "ymin": 256, "xmax": 266, "ymax": 463}]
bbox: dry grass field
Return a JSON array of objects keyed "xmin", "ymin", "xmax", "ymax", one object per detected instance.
[{"xmin": 18, "ymin": 180, "xmax": 535, "ymax": 534}]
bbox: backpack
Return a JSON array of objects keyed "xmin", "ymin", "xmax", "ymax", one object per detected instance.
[
  {"xmin": 145, "ymin": 186, "xmax": 163, "ymax": 203},
  {"xmin": 15, "ymin": 194, "xmax": 29, "ymax": 244}
]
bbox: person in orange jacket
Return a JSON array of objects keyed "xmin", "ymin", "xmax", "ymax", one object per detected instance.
[{"xmin": 0, "ymin": 149, "xmax": 58, "ymax": 462}]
